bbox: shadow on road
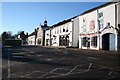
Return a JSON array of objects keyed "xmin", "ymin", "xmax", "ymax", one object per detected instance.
[{"xmin": 2, "ymin": 46, "xmax": 71, "ymax": 66}]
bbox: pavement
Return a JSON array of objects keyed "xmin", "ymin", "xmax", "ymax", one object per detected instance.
[{"xmin": 1, "ymin": 45, "xmax": 120, "ymax": 79}]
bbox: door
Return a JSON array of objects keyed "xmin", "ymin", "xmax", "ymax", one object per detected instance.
[{"xmin": 110, "ymin": 34, "xmax": 116, "ymax": 51}]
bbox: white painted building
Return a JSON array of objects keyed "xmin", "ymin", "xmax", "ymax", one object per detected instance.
[
  {"xmin": 79, "ymin": 2, "xmax": 120, "ymax": 51},
  {"xmin": 47, "ymin": 16, "xmax": 79, "ymax": 47},
  {"xmin": 36, "ymin": 26, "xmax": 43, "ymax": 46},
  {"xmin": 45, "ymin": 29, "xmax": 51, "ymax": 46},
  {"xmin": 28, "ymin": 31, "xmax": 37, "ymax": 45},
  {"xmin": 36, "ymin": 20, "xmax": 49, "ymax": 46}
]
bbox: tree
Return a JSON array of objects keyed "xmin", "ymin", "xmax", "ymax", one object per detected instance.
[{"xmin": 2, "ymin": 32, "xmax": 9, "ymax": 45}]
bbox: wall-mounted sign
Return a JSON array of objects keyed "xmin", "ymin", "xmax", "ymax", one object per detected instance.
[{"xmin": 90, "ymin": 20, "xmax": 95, "ymax": 30}]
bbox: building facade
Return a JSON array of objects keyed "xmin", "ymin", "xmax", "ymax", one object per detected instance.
[
  {"xmin": 28, "ymin": 31, "xmax": 37, "ymax": 45},
  {"xmin": 79, "ymin": 2, "xmax": 120, "ymax": 51},
  {"xmin": 45, "ymin": 16, "xmax": 79, "ymax": 47},
  {"xmin": 45, "ymin": 28, "xmax": 51, "ymax": 46},
  {"xmin": 36, "ymin": 20, "xmax": 49, "ymax": 46}
]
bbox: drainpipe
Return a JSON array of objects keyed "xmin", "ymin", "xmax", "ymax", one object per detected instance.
[
  {"xmin": 97, "ymin": 10, "xmax": 100, "ymax": 50},
  {"xmin": 115, "ymin": 3, "xmax": 118, "ymax": 51},
  {"xmin": 50, "ymin": 28, "xmax": 52, "ymax": 46}
]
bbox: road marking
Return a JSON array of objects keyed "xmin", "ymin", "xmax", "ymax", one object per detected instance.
[
  {"xmin": 7, "ymin": 49, "xmax": 11, "ymax": 78},
  {"xmin": 21, "ymin": 71, "xmax": 39, "ymax": 78},
  {"xmin": 37, "ymin": 55, "xmax": 43, "ymax": 57},
  {"xmin": 30, "ymin": 52, "xmax": 35, "ymax": 53},
  {"xmin": 47, "ymin": 65, "xmax": 106, "ymax": 78},
  {"xmin": 12, "ymin": 52, "xmax": 26, "ymax": 54},
  {"xmin": 66, "ymin": 65, "xmax": 82, "ymax": 75},
  {"xmin": 87, "ymin": 57, "xmax": 97, "ymax": 60},
  {"xmin": 86, "ymin": 63, "xmax": 92, "ymax": 71},
  {"xmin": 46, "ymin": 58, "xmax": 53, "ymax": 61},
  {"xmin": 58, "ymin": 57, "xmax": 65, "ymax": 61},
  {"xmin": 38, "ymin": 68, "xmax": 62, "ymax": 78}
]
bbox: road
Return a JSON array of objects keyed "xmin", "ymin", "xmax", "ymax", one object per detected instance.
[{"xmin": 2, "ymin": 45, "xmax": 120, "ymax": 79}]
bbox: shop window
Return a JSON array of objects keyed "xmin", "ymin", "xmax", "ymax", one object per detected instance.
[
  {"xmin": 81, "ymin": 37, "xmax": 87, "ymax": 47},
  {"xmin": 91, "ymin": 36, "xmax": 97, "ymax": 47}
]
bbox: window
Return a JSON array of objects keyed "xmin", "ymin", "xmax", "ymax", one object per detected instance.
[
  {"xmin": 81, "ymin": 37, "xmax": 87, "ymax": 47},
  {"xmin": 82, "ymin": 18, "xmax": 87, "ymax": 33},
  {"xmin": 66, "ymin": 26, "xmax": 68, "ymax": 32},
  {"xmin": 99, "ymin": 13, "xmax": 103, "ymax": 18},
  {"xmin": 99, "ymin": 18, "xmax": 104, "ymax": 30},
  {"xmin": 55, "ymin": 28, "xmax": 56, "ymax": 34},
  {"xmin": 63, "ymin": 26, "xmax": 65, "ymax": 32},
  {"xmin": 91, "ymin": 36, "xmax": 97, "ymax": 47},
  {"xmin": 60, "ymin": 27, "xmax": 62, "ymax": 33},
  {"xmin": 99, "ymin": 12, "xmax": 104, "ymax": 30},
  {"xmin": 57, "ymin": 28, "xmax": 59, "ymax": 34}
]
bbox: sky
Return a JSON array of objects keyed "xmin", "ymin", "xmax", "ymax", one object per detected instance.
[{"xmin": 1, "ymin": 2, "xmax": 106, "ymax": 35}]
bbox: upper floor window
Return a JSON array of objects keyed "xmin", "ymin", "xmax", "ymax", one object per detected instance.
[
  {"xmin": 55, "ymin": 28, "xmax": 56, "ymax": 34},
  {"xmin": 99, "ymin": 12, "xmax": 103, "ymax": 18},
  {"xmin": 60, "ymin": 27, "xmax": 62, "ymax": 33},
  {"xmin": 66, "ymin": 26, "xmax": 68, "ymax": 32},
  {"xmin": 63, "ymin": 26, "xmax": 65, "ymax": 32},
  {"xmin": 98, "ymin": 12, "xmax": 104, "ymax": 30},
  {"xmin": 57, "ymin": 28, "xmax": 59, "ymax": 34},
  {"xmin": 99, "ymin": 18, "xmax": 104, "ymax": 30}
]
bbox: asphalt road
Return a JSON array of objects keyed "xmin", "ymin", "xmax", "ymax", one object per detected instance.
[{"xmin": 2, "ymin": 45, "xmax": 120, "ymax": 79}]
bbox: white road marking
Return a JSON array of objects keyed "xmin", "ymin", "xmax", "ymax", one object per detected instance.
[
  {"xmin": 20, "ymin": 71, "xmax": 39, "ymax": 78},
  {"xmin": 30, "ymin": 52, "xmax": 35, "ymax": 53},
  {"xmin": 66, "ymin": 65, "xmax": 82, "ymax": 75},
  {"xmin": 37, "ymin": 55, "xmax": 43, "ymax": 57},
  {"xmin": 86, "ymin": 63, "xmax": 92, "ymax": 71},
  {"xmin": 47, "ymin": 65, "xmax": 106, "ymax": 78},
  {"xmin": 58, "ymin": 57, "xmax": 65, "ymax": 61},
  {"xmin": 12, "ymin": 52, "xmax": 26, "ymax": 54},
  {"xmin": 87, "ymin": 57, "xmax": 97, "ymax": 60},
  {"xmin": 7, "ymin": 49, "xmax": 11, "ymax": 78},
  {"xmin": 38, "ymin": 68, "xmax": 63, "ymax": 78},
  {"xmin": 46, "ymin": 58, "xmax": 53, "ymax": 61}
]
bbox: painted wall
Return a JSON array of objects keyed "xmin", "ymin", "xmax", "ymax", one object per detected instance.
[
  {"xmin": 99, "ymin": 4, "xmax": 117, "ymax": 51},
  {"xmin": 72, "ymin": 16, "xmax": 79, "ymax": 47},
  {"xmin": 45, "ymin": 29, "xmax": 50, "ymax": 46},
  {"xmin": 28, "ymin": 35, "xmax": 36, "ymax": 45},
  {"xmin": 117, "ymin": 3, "xmax": 120, "ymax": 51},
  {"xmin": 51, "ymin": 21, "xmax": 73, "ymax": 47},
  {"xmin": 36, "ymin": 26, "xmax": 43, "ymax": 45},
  {"xmin": 118, "ymin": 3, "xmax": 120, "ymax": 25},
  {"xmin": 79, "ymin": 3, "xmax": 118, "ymax": 51},
  {"xmin": 79, "ymin": 10, "xmax": 99, "ymax": 50}
]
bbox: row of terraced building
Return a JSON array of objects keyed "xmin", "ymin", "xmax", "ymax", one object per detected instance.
[{"xmin": 27, "ymin": 2, "xmax": 120, "ymax": 51}]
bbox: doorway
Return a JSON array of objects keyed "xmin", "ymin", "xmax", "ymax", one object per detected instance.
[{"xmin": 102, "ymin": 33, "xmax": 116, "ymax": 51}]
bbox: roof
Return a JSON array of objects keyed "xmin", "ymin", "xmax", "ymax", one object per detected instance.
[
  {"xmin": 80, "ymin": 2, "xmax": 117, "ymax": 16},
  {"xmin": 50, "ymin": 15, "xmax": 78, "ymax": 28},
  {"xmin": 28, "ymin": 31, "xmax": 37, "ymax": 37}
]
